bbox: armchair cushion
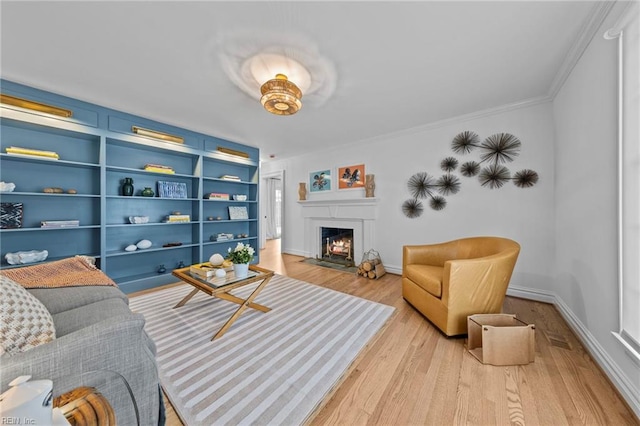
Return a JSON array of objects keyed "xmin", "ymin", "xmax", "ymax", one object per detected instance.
[{"xmin": 404, "ymin": 264, "xmax": 443, "ymax": 297}]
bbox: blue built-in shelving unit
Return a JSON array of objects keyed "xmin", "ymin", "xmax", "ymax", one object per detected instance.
[{"xmin": 0, "ymin": 80, "xmax": 259, "ymax": 293}]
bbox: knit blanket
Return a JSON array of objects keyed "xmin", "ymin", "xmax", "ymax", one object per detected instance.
[{"xmin": 0, "ymin": 256, "xmax": 117, "ymax": 289}]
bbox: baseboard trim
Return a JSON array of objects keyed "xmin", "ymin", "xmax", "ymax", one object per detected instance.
[
  {"xmin": 507, "ymin": 285, "xmax": 640, "ymax": 419},
  {"xmin": 506, "ymin": 285, "xmax": 556, "ymax": 304},
  {"xmin": 553, "ymin": 295, "xmax": 640, "ymax": 419},
  {"xmin": 282, "ymin": 248, "xmax": 305, "ymax": 256}
]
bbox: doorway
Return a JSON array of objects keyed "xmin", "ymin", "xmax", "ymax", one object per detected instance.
[{"xmin": 260, "ymin": 170, "xmax": 284, "ymax": 255}]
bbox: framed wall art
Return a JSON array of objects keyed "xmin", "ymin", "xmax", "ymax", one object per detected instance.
[
  {"xmin": 338, "ymin": 164, "xmax": 365, "ymax": 189},
  {"xmin": 228, "ymin": 206, "xmax": 249, "ymax": 220},
  {"xmin": 309, "ymin": 169, "xmax": 332, "ymax": 192},
  {"xmin": 0, "ymin": 202, "xmax": 23, "ymax": 229}
]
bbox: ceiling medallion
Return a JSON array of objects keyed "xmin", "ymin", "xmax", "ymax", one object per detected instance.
[{"xmin": 260, "ymin": 73, "xmax": 302, "ymax": 116}]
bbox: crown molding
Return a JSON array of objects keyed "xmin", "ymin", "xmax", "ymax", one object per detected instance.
[
  {"xmin": 340, "ymin": 94, "xmax": 552, "ymax": 150},
  {"xmin": 604, "ymin": 0, "xmax": 640, "ymax": 39},
  {"xmin": 547, "ymin": 1, "xmax": 617, "ymax": 98}
]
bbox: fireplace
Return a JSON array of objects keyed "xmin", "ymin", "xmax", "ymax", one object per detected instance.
[
  {"xmin": 299, "ymin": 198, "xmax": 378, "ymax": 266},
  {"xmin": 319, "ymin": 227, "xmax": 354, "ymax": 266}
]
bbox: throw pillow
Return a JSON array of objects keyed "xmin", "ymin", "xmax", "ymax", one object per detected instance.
[{"xmin": 0, "ymin": 275, "xmax": 56, "ymax": 356}]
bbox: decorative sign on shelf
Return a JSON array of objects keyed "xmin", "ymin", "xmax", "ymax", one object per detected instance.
[
  {"xmin": 228, "ymin": 206, "xmax": 248, "ymax": 220},
  {"xmin": 157, "ymin": 181, "xmax": 188, "ymax": 198}
]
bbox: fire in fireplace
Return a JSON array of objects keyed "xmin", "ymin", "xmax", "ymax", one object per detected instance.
[{"xmin": 319, "ymin": 227, "xmax": 355, "ymax": 266}]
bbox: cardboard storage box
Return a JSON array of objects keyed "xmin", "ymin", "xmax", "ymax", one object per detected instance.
[{"xmin": 467, "ymin": 314, "xmax": 535, "ymax": 366}]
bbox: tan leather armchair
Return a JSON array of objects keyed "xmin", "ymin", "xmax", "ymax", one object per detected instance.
[{"xmin": 402, "ymin": 236, "xmax": 520, "ymax": 336}]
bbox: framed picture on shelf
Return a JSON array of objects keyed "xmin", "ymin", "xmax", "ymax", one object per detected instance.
[
  {"xmin": 228, "ymin": 206, "xmax": 249, "ymax": 220},
  {"xmin": 309, "ymin": 169, "xmax": 332, "ymax": 192},
  {"xmin": 157, "ymin": 181, "xmax": 188, "ymax": 198},
  {"xmin": 338, "ymin": 164, "xmax": 365, "ymax": 189},
  {"xmin": 0, "ymin": 202, "xmax": 23, "ymax": 229}
]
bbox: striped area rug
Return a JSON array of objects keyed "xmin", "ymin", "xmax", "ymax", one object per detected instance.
[{"xmin": 129, "ymin": 274, "xmax": 395, "ymax": 425}]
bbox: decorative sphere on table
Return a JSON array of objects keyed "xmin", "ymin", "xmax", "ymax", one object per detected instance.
[
  {"xmin": 209, "ymin": 253, "xmax": 224, "ymax": 266},
  {"xmin": 215, "ymin": 269, "xmax": 226, "ymax": 278}
]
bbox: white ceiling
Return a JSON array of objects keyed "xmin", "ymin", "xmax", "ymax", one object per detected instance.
[{"xmin": 1, "ymin": 1, "xmax": 607, "ymax": 161}]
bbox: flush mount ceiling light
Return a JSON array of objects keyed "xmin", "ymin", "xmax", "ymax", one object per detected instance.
[
  {"xmin": 215, "ymin": 33, "xmax": 336, "ymax": 112},
  {"xmin": 260, "ymin": 73, "xmax": 302, "ymax": 115}
]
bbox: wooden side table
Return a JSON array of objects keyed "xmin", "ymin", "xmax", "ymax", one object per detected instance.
[
  {"xmin": 172, "ymin": 263, "xmax": 275, "ymax": 340},
  {"xmin": 53, "ymin": 386, "xmax": 115, "ymax": 426}
]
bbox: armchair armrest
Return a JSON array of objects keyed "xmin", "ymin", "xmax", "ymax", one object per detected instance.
[
  {"xmin": 443, "ymin": 253, "xmax": 518, "ymax": 312},
  {"xmin": 403, "ymin": 242, "xmax": 457, "ymax": 269}
]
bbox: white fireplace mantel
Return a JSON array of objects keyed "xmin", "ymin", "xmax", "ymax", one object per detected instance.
[
  {"xmin": 299, "ymin": 198, "xmax": 378, "ymax": 261},
  {"xmin": 298, "ymin": 198, "xmax": 378, "ymax": 219}
]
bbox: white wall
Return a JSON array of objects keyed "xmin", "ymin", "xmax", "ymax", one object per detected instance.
[
  {"xmin": 261, "ymin": 3, "xmax": 640, "ymax": 417},
  {"xmin": 552, "ymin": 1, "xmax": 640, "ymax": 416},
  {"xmin": 262, "ymin": 102, "xmax": 556, "ymax": 292}
]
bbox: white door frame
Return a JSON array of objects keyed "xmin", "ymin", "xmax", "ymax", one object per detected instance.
[{"xmin": 260, "ymin": 169, "xmax": 285, "ymax": 249}]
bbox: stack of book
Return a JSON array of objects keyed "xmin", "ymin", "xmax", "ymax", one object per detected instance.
[
  {"xmin": 214, "ymin": 233, "xmax": 234, "ymax": 241},
  {"xmin": 190, "ymin": 264, "xmax": 216, "ymax": 278},
  {"xmin": 6, "ymin": 146, "xmax": 59, "ymax": 160},
  {"xmin": 220, "ymin": 175, "xmax": 241, "ymax": 181},
  {"xmin": 41, "ymin": 219, "xmax": 79, "ymax": 228},
  {"xmin": 165, "ymin": 214, "xmax": 190, "ymax": 223},
  {"xmin": 205, "ymin": 193, "xmax": 230, "ymax": 200},
  {"xmin": 144, "ymin": 163, "xmax": 175, "ymax": 174}
]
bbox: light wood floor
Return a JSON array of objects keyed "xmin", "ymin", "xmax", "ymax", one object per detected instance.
[{"xmin": 145, "ymin": 239, "xmax": 638, "ymax": 425}]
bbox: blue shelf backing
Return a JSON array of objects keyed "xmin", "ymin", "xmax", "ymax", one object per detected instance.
[{"xmin": 0, "ymin": 79, "xmax": 260, "ymax": 293}]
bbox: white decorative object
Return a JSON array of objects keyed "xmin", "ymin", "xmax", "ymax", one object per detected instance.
[
  {"xmin": 136, "ymin": 239, "xmax": 152, "ymax": 249},
  {"xmin": 233, "ymin": 263, "xmax": 249, "ymax": 278},
  {"xmin": 0, "ymin": 181, "xmax": 16, "ymax": 192},
  {"xmin": 0, "ymin": 376, "xmax": 53, "ymax": 425},
  {"xmin": 5, "ymin": 250, "xmax": 48, "ymax": 265},
  {"xmin": 233, "ymin": 194, "xmax": 247, "ymax": 201},
  {"xmin": 209, "ymin": 253, "xmax": 224, "ymax": 266},
  {"xmin": 215, "ymin": 268, "xmax": 227, "ymax": 278},
  {"xmin": 125, "ymin": 245, "xmax": 137, "ymax": 252},
  {"xmin": 128, "ymin": 216, "xmax": 149, "ymax": 224}
]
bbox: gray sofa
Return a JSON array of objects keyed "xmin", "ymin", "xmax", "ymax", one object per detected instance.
[{"xmin": 0, "ymin": 285, "xmax": 162, "ymax": 426}]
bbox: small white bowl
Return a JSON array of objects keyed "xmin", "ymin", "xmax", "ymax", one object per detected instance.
[
  {"xmin": 233, "ymin": 194, "xmax": 247, "ymax": 201},
  {"xmin": 129, "ymin": 216, "xmax": 149, "ymax": 224}
]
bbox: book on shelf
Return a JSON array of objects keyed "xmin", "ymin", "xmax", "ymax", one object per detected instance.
[
  {"xmin": 41, "ymin": 219, "xmax": 80, "ymax": 228},
  {"xmin": 6, "ymin": 146, "xmax": 59, "ymax": 159},
  {"xmin": 214, "ymin": 233, "xmax": 234, "ymax": 241},
  {"xmin": 144, "ymin": 166, "xmax": 175, "ymax": 174},
  {"xmin": 220, "ymin": 175, "xmax": 241, "ymax": 181},
  {"xmin": 145, "ymin": 163, "xmax": 173, "ymax": 170},
  {"xmin": 205, "ymin": 193, "xmax": 230, "ymax": 200},
  {"xmin": 165, "ymin": 214, "xmax": 190, "ymax": 223}
]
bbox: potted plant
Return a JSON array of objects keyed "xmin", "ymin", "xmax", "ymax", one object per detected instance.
[{"xmin": 226, "ymin": 242, "xmax": 255, "ymax": 278}]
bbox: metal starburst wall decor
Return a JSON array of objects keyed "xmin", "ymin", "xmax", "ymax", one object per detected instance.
[{"xmin": 402, "ymin": 130, "xmax": 539, "ymax": 217}]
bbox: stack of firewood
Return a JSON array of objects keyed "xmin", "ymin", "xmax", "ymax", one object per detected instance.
[{"xmin": 356, "ymin": 249, "xmax": 386, "ymax": 279}]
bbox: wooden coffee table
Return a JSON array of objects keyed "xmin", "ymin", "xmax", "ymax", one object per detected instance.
[{"xmin": 172, "ymin": 263, "xmax": 274, "ymax": 341}]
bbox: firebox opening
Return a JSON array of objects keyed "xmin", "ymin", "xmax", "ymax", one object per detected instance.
[{"xmin": 318, "ymin": 227, "xmax": 355, "ymax": 267}]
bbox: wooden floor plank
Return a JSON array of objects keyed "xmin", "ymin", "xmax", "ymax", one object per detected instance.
[{"xmin": 130, "ymin": 239, "xmax": 639, "ymax": 426}]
